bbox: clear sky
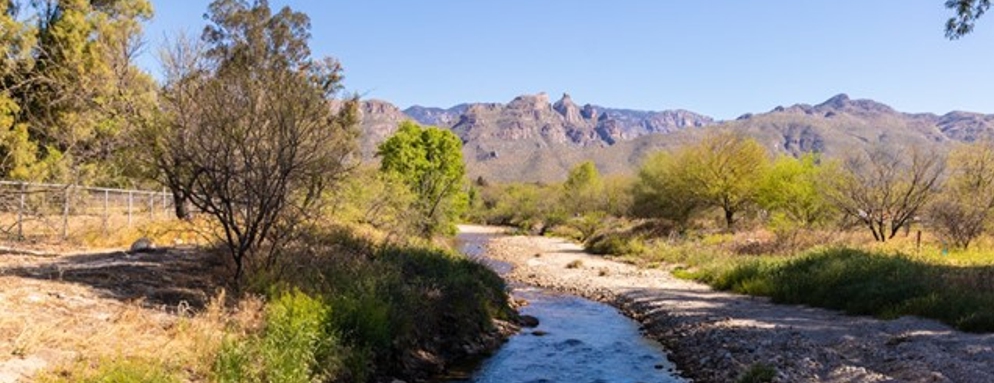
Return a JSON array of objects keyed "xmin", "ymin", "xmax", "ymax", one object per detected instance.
[{"xmin": 139, "ymin": 1, "xmax": 994, "ymax": 120}]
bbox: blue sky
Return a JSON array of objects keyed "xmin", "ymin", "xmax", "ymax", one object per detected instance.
[{"xmin": 140, "ymin": 1, "xmax": 994, "ymax": 120}]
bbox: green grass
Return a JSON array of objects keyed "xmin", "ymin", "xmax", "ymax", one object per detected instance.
[
  {"xmin": 643, "ymin": 241, "xmax": 994, "ymax": 332},
  {"xmin": 239, "ymin": 228, "xmax": 514, "ymax": 381},
  {"xmin": 212, "ymin": 290, "xmax": 342, "ymax": 383},
  {"xmin": 41, "ymin": 359, "xmax": 179, "ymax": 383}
]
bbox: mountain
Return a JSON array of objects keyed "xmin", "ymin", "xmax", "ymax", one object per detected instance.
[
  {"xmin": 403, "ymin": 104, "xmax": 469, "ymax": 127},
  {"xmin": 355, "ymin": 100, "xmax": 410, "ymax": 157},
  {"xmin": 354, "ymin": 93, "xmax": 994, "ymax": 182}
]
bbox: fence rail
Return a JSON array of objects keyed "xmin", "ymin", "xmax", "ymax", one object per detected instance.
[{"xmin": 0, "ymin": 180, "xmax": 176, "ymax": 241}]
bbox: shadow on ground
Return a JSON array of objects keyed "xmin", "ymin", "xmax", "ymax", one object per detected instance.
[{"xmin": 0, "ymin": 248, "xmax": 229, "ymax": 310}]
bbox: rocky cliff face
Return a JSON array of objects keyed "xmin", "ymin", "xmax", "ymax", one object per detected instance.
[
  {"xmin": 356, "ymin": 99, "xmax": 410, "ymax": 157},
  {"xmin": 443, "ymin": 92, "xmax": 714, "ymax": 147}
]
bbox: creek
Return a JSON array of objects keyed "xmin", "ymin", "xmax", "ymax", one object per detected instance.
[{"xmin": 448, "ymin": 231, "xmax": 684, "ymax": 383}]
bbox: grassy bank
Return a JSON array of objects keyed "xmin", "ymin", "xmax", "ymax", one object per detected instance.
[
  {"xmin": 590, "ymin": 229, "xmax": 994, "ymax": 333},
  {"xmin": 28, "ymin": 226, "xmax": 513, "ymax": 383}
]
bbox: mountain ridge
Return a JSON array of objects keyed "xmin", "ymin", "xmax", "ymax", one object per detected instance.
[{"xmin": 355, "ymin": 93, "xmax": 994, "ymax": 182}]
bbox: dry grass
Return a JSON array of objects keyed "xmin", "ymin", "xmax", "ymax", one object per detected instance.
[
  {"xmin": 0, "ymin": 214, "xmax": 213, "ymax": 254},
  {"xmin": 0, "ymin": 247, "xmax": 257, "ymax": 382}
]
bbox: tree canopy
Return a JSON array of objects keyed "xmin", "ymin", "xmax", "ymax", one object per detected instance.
[
  {"xmin": 946, "ymin": 0, "xmax": 991, "ymax": 38},
  {"xmin": 377, "ymin": 121, "xmax": 467, "ymax": 237},
  {"xmin": 1, "ymin": 0, "xmax": 155, "ymax": 185},
  {"xmin": 156, "ymin": 0, "xmax": 358, "ymax": 282}
]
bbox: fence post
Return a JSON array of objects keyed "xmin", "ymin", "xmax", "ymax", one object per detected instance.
[
  {"xmin": 62, "ymin": 186, "xmax": 70, "ymax": 241},
  {"xmin": 103, "ymin": 189, "xmax": 109, "ymax": 234},
  {"xmin": 149, "ymin": 193, "xmax": 154, "ymax": 221},
  {"xmin": 128, "ymin": 190, "xmax": 133, "ymax": 227},
  {"xmin": 17, "ymin": 182, "xmax": 25, "ymax": 240},
  {"xmin": 162, "ymin": 188, "xmax": 168, "ymax": 217}
]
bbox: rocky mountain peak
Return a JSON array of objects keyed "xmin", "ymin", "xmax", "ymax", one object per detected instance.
[
  {"xmin": 815, "ymin": 93, "xmax": 894, "ymax": 114},
  {"xmin": 818, "ymin": 93, "xmax": 851, "ymax": 109},
  {"xmin": 508, "ymin": 93, "xmax": 551, "ymax": 111},
  {"xmin": 553, "ymin": 93, "xmax": 584, "ymax": 124},
  {"xmin": 361, "ymin": 99, "xmax": 401, "ymax": 115}
]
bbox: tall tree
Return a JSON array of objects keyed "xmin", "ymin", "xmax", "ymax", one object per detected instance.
[
  {"xmin": 631, "ymin": 151, "xmax": 702, "ymax": 232},
  {"xmin": 683, "ymin": 132, "xmax": 769, "ymax": 230},
  {"xmin": 157, "ymin": 0, "xmax": 358, "ymax": 282},
  {"xmin": 4, "ymin": 0, "xmax": 155, "ymax": 184},
  {"xmin": 377, "ymin": 121, "xmax": 467, "ymax": 237},
  {"xmin": 0, "ymin": 1, "xmax": 38, "ymax": 179},
  {"xmin": 562, "ymin": 161, "xmax": 605, "ymax": 216},
  {"xmin": 757, "ymin": 154, "xmax": 836, "ymax": 228}
]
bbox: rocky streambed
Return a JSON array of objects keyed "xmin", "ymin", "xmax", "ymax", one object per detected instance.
[{"xmin": 461, "ymin": 225, "xmax": 994, "ymax": 383}]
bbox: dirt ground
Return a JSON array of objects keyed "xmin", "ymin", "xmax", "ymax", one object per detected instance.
[
  {"xmin": 0, "ymin": 246, "xmax": 228, "ymax": 382},
  {"xmin": 461, "ymin": 225, "xmax": 994, "ymax": 383}
]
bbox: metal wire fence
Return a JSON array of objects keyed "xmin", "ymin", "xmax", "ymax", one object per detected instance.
[{"xmin": 0, "ymin": 180, "xmax": 176, "ymax": 242}]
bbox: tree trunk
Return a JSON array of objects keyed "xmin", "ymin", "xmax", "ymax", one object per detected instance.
[
  {"xmin": 171, "ymin": 188, "xmax": 191, "ymax": 220},
  {"xmin": 724, "ymin": 208, "xmax": 735, "ymax": 231}
]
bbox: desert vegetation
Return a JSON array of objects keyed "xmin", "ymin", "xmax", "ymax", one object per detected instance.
[
  {"xmin": 1, "ymin": 1, "xmax": 512, "ymax": 382},
  {"xmin": 470, "ymin": 131, "xmax": 994, "ymax": 332}
]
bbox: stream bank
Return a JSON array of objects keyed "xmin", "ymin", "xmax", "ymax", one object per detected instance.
[{"xmin": 465, "ymin": 225, "xmax": 994, "ymax": 383}]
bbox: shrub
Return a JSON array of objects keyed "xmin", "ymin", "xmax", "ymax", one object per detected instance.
[
  {"xmin": 212, "ymin": 290, "xmax": 343, "ymax": 383},
  {"xmin": 737, "ymin": 363, "xmax": 776, "ymax": 383}
]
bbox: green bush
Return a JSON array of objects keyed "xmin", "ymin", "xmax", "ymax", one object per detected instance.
[
  {"xmin": 213, "ymin": 290, "xmax": 343, "ymax": 383},
  {"xmin": 737, "ymin": 363, "xmax": 776, "ymax": 383},
  {"xmin": 585, "ymin": 231, "xmax": 645, "ymax": 256}
]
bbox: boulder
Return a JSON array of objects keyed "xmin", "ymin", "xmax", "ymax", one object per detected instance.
[{"xmin": 130, "ymin": 237, "xmax": 155, "ymax": 253}]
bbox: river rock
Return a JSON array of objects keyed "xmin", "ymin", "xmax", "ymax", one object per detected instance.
[{"xmin": 519, "ymin": 315, "xmax": 540, "ymax": 328}]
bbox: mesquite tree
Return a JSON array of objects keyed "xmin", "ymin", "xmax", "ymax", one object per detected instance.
[
  {"xmin": 826, "ymin": 146, "xmax": 945, "ymax": 242},
  {"xmin": 156, "ymin": 0, "xmax": 358, "ymax": 282}
]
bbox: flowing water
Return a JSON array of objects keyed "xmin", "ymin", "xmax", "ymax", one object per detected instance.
[{"xmin": 450, "ymin": 231, "xmax": 684, "ymax": 383}]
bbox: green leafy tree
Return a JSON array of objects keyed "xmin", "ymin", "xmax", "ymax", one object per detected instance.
[
  {"xmin": 927, "ymin": 141, "xmax": 994, "ymax": 248},
  {"xmin": 683, "ymin": 132, "xmax": 770, "ymax": 230},
  {"xmin": 0, "ymin": 2, "xmax": 38, "ymax": 179},
  {"xmin": 24, "ymin": 0, "xmax": 154, "ymax": 184},
  {"xmin": 377, "ymin": 121, "xmax": 467, "ymax": 237},
  {"xmin": 757, "ymin": 154, "xmax": 836, "ymax": 235},
  {"xmin": 634, "ymin": 132, "xmax": 769, "ymax": 232},
  {"xmin": 632, "ymin": 151, "xmax": 701, "ymax": 232},
  {"xmin": 562, "ymin": 161, "xmax": 605, "ymax": 215},
  {"xmin": 946, "ymin": 0, "xmax": 991, "ymax": 38},
  {"xmin": 327, "ymin": 165, "xmax": 417, "ymax": 235}
]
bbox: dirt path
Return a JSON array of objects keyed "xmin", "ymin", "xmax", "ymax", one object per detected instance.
[{"xmin": 462, "ymin": 226, "xmax": 994, "ymax": 383}]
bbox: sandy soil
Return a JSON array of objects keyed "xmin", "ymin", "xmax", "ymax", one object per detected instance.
[{"xmin": 460, "ymin": 225, "xmax": 994, "ymax": 383}]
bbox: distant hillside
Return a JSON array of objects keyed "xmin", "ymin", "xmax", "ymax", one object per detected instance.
[
  {"xmin": 356, "ymin": 93, "xmax": 714, "ymax": 180},
  {"xmin": 354, "ymin": 93, "xmax": 994, "ymax": 183}
]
